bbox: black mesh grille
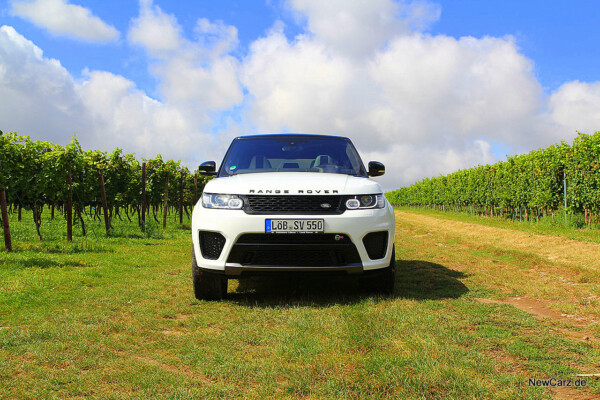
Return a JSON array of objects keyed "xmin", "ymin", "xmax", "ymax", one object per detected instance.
[
  {"xmin": 252, "ymin": 250, "xmax": 340, "ymax": 267},
  {"xmin": 199, "ymin": 231, "xmax": 226, "ymax": 260},
  {"xmin": 227, "ymin": 233, "xmax": 361, "ymax": 267},
  {"xmin": 244, "ymin": 195, "xmax": 343, "ymax": 214},
  {"xmin": 237, "ymin": 233, "xmax": 351, "ymax": 244},
  {"xmin": 362, "ymin": 231, "xmax": 388, "ymax": 260}
]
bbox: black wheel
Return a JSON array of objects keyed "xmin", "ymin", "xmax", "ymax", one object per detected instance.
[
  {"xmin": 359, "ymin": 245, "xmax": 395, "ymax": 295},
  {"xmin": 192, "ymin": 249, "xmax": 227, "ymax": 300}
]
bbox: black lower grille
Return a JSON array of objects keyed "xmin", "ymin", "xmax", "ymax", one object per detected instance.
[
  {"xmin": 227, "ymin": 233, "xmax": 361, "ymax": 267},
  {"xmin": 243, "ymin": 195, "xmax": 343, "ymax": 214},
  {"xmin": 252, "ymin": 250, "xmax": 344, "ymax": 266},
  {"xmin": 237, "ymin": 233, "xmax": 351, "ymax": 244},
  {"xmin": 199, "ymin": 231, "xmax": 226, "ymax": 260},
  {"xmin": 362, "ymin": 231, "xmax": 388, "ymax": 260}
]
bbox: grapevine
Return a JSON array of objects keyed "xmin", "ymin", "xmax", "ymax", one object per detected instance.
[{"xmin": 386, "ymin": 131, "xmax": 600, "ymax": 225}]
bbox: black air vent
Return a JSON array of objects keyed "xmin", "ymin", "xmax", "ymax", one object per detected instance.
[
  {"xmin": 362, "ymin": 231, "xmax": 388, "ymax": 260},
  {"xmin": 199, "ymin": 231, "xmax": 226, "ymax": 260}
]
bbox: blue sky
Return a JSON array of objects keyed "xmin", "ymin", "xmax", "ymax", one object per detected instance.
[
  {"xmin": 1, "ymin": 0, "xmax": 599, "ymax": 189},
  {"xmin": 3, "ymin": 1, "xmax": 598, "ymax": 93},
  {"xmin": 432, "ymin": 0, "xmax": 600, "ymax": 90}
]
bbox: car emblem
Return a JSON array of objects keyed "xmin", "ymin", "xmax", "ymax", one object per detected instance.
[{"xmin": 320, "ymin": 203, "xmax": 331, "ymax": 209}]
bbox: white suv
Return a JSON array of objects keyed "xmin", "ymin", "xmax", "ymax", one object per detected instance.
[{"xmin": 191, "ymin": 134, "xmax": 395, "ymax": 299}]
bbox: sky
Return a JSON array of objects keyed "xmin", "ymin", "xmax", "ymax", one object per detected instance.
[{"xmin": 1, "ymin": 0, "xmax": 599, "ymax": 191}]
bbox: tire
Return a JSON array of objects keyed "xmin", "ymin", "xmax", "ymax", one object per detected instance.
[
  {"xmin": 192, "ymin": 248, "xmax": 227, "ymax": 300},
  {"xmin": 359, "ymin": 245, "xmax": 396, "ymax": 295}
]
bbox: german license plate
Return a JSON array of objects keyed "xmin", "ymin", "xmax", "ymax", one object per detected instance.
[{"xmin": 266, "ymin": 219, "xmax": 324, "ymax": 233}]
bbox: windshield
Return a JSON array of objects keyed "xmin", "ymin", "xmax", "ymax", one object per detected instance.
[{"xmin": 218, "ymin": 136, "xmax": 367, "ymax": 177}]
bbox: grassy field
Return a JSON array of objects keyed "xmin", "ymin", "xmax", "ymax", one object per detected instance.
[
  {"xmin": 394, "ymin": 206, "xmax": 600, "ymax": 245},
  {"xmin": 1, "ymin": 209, "xmax": 599, "ymax": 399}
]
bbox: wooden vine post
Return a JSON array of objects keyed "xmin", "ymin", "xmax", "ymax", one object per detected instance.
[
  {"xmin": 66, "ymin": 171, "xmax": 73, "ymax": 242},
  {"xmin": 141, "ymin": 162, "xmax": 146, "ymax": 229},
  {"xmin": 1, "ymin": 187, "xmax": 12, "ymax": 252},
  {"xmin": 179, "ymin": 170, "xmax": 184, "ymax": 224},
  {"xmin": 194, "ymin": 173, "xmax": 198, "ymax": 203},
  {"xmin": 162, "ymin": 176, "xmax": 169, "ymax": 229},
  {"xmin": 99, "ymin": 173, "xmax": 110, "ymax": 235}
]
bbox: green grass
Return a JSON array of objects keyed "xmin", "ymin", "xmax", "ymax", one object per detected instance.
[
  {"xmin": 395, "ymin": 206, "xmax": 600, "ymax": 244},
  {"xmin": 1, "ymin": 209, "xmax": 598, "ymax": 399}
]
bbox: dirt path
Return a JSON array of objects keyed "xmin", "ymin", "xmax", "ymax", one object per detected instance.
[
  {"xmin": 395, "ymin": 211, "xmax": 600, "ymax": 399},
  {"xmin": 395, "ymin": 211, "xmax": 600, "ymax": 271},
  {"xmin": 395, "ymin": 209, "xmax": 600, "ymax": 325}
]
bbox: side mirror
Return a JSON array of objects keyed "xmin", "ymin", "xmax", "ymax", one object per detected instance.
[
  {"xmin": 199, "ymin": 161, "xmax": 217, "ymax": 176},
  {"xmin": 368, "ymin": 161, "xmax": 385, "ymax": 177}
]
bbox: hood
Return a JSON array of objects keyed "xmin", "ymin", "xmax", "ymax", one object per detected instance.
[{"xmin": 204, "ymin": 172, "xmax": 382, "ymax": 195}]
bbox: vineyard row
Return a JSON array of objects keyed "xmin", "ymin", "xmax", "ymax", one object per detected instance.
[
  {"xmin": 385, "ymin": 131, "xmax": 600, "ymax": 225},
  {"xmin": 0, "ymin": 132, "xmax": 211, "ymax": 251}
]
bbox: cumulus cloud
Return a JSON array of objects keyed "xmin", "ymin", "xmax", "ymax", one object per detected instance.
[
  {"xmin": 238, "ymin": 0, "xmax": 598, "ymax": 189},
  {"xmin": 0, "ymin": 25, "xmax": 88, "ymax": 144},
  {"xmin": 241, "ymin": 24, "xmax": 546, "ymax": 188},
  {"xmin": 128, "ymin": 0, "xmax": 181, "ymax": 55},
  {"xmin": 366, "ymin": 35, "xmax": 543, "ymax": 147},
  {"xmin": 547, "ymin": 81, "xmax": 600, "ymax": 139},
  {"xmin": 11, "ymin": 0, "xmax": 119, "ymax": 42},
  {"xmin": 0, "ymin": 25, "xmax": 208, "ymax": 163},
  {"xmin": 128, "ymin": 1, "xmax": 243, "ymax": 112},
  {"xmin": 288, "ymin": 0, "xmax": 441, "ymax": 57},
  {"xmin": 78, "ymin": 69, "xmax": 196, "ymax": 156},
  {"xmin": 2, "ymin": 0, "xmax": 600, "ymax": 191}
]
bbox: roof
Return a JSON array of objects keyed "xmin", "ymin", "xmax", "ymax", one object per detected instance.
[{"xmin": 233, "ymin": 133, "xmax": 351, "ymax": 141}]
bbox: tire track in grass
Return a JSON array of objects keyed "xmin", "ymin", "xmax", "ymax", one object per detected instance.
[
  {"xmin": 395, "ymin": 210, "xmax": 600, "ymax": 399},
  {"xmin": 396, "ymin": 211, "xmax": 600, "ymax": 271},
  {"xmin": 395, "ymin": 210, "xmax": 600, "ymax": 323}
]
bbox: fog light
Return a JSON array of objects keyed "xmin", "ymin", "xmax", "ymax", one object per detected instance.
[
  {"xmin": 346, "ymin": 199, "xmax": 360, "ymax": 209},
  {"xmin": 228, "ymin": 198, "xmax": 243, "ymax": 209}
]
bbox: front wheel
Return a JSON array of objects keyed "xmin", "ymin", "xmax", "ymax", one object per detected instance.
[
  {"xmin": 359, "ymin": 245, "xmax": 395, "ymax": 295},
  {"xmin": 192, "ymin": 250, "xmax": 227, "ymax": 300}
]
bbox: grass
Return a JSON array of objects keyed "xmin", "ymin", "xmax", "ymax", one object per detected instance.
[{"xmin": 1, "ymin": 208, "xmax": 599, "ymax": 399}]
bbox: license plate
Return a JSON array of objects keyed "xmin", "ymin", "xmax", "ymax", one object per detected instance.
[{"xmin": 266, "ymin": 219, "xmax": 324, "ymax": 233}]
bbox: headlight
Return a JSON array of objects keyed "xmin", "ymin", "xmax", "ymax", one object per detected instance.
[
  {"xmin": 345, "ymin": 194, "xmax": 385, "ymax": 210},
  {"xmin": 202, "ymin": 193, "xmax": 243, "ymax": 209}
]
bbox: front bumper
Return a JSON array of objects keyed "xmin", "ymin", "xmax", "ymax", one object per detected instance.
[{"xmin": 191, "ymin": 203, "xmax": 395, "ymax": 277}]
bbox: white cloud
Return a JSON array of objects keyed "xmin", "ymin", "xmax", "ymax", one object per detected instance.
[
  {"xmin": 2, "ymin": 0, "xmax": 600, "ymax": 191},
  {"xmin": 78, "ymin": 70, "xmax": 196, "ymax": 156},
  {"xmin": 237, "ymin": 0, "xmax": 598, "ymax": 190},
  {"xmin": 288, "ymin": 0, "xmax": 441, "ymax": 57},
  {"xmin": 128, "ymin": 1, "xmax": 243, "ymax": 112},
  {"xmin": 11, "ymin": 0, "xmax": 119, "ymax": 42},
  {"xmin": 241, "ymin": 23, "xmax": 547, "ymax": 188},
  {"xmin": 366, "ymin": 34, "xmax": 543, "ymax": 147},
  {"xmin": 128, "ymin": 0, "xmax": 181, "ymax": 55},
  {"xmin": 0, "ymin": 25, "xmax": 88, "ymax": 144},
  {"xmin": 0, "ymin": 25, "xmax": 210, "ymax": 164},
  {"xmin": 547, "ymin": 81, "xmax": 600, "ymax": 138},
  {"xmin": 241, "ymin": 26, "xmax": 364, "ymax": 133}
]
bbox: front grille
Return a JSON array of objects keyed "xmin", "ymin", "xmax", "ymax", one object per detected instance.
[
  {"xmin": 199, "ymin": 231, "xmax": 226, "ymax": 260},
  {"xmin": 362, "ymin": 231, "xmax": 388, "ymax": 260},
  {"xmin": 243, "ymin": 195, "xmax": 343, "ymax": 214}
]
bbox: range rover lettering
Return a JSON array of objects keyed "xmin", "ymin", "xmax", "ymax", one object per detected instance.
[{"xmin": 191, "ymin": 134, "xmax": 396, "ymax": 299}]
